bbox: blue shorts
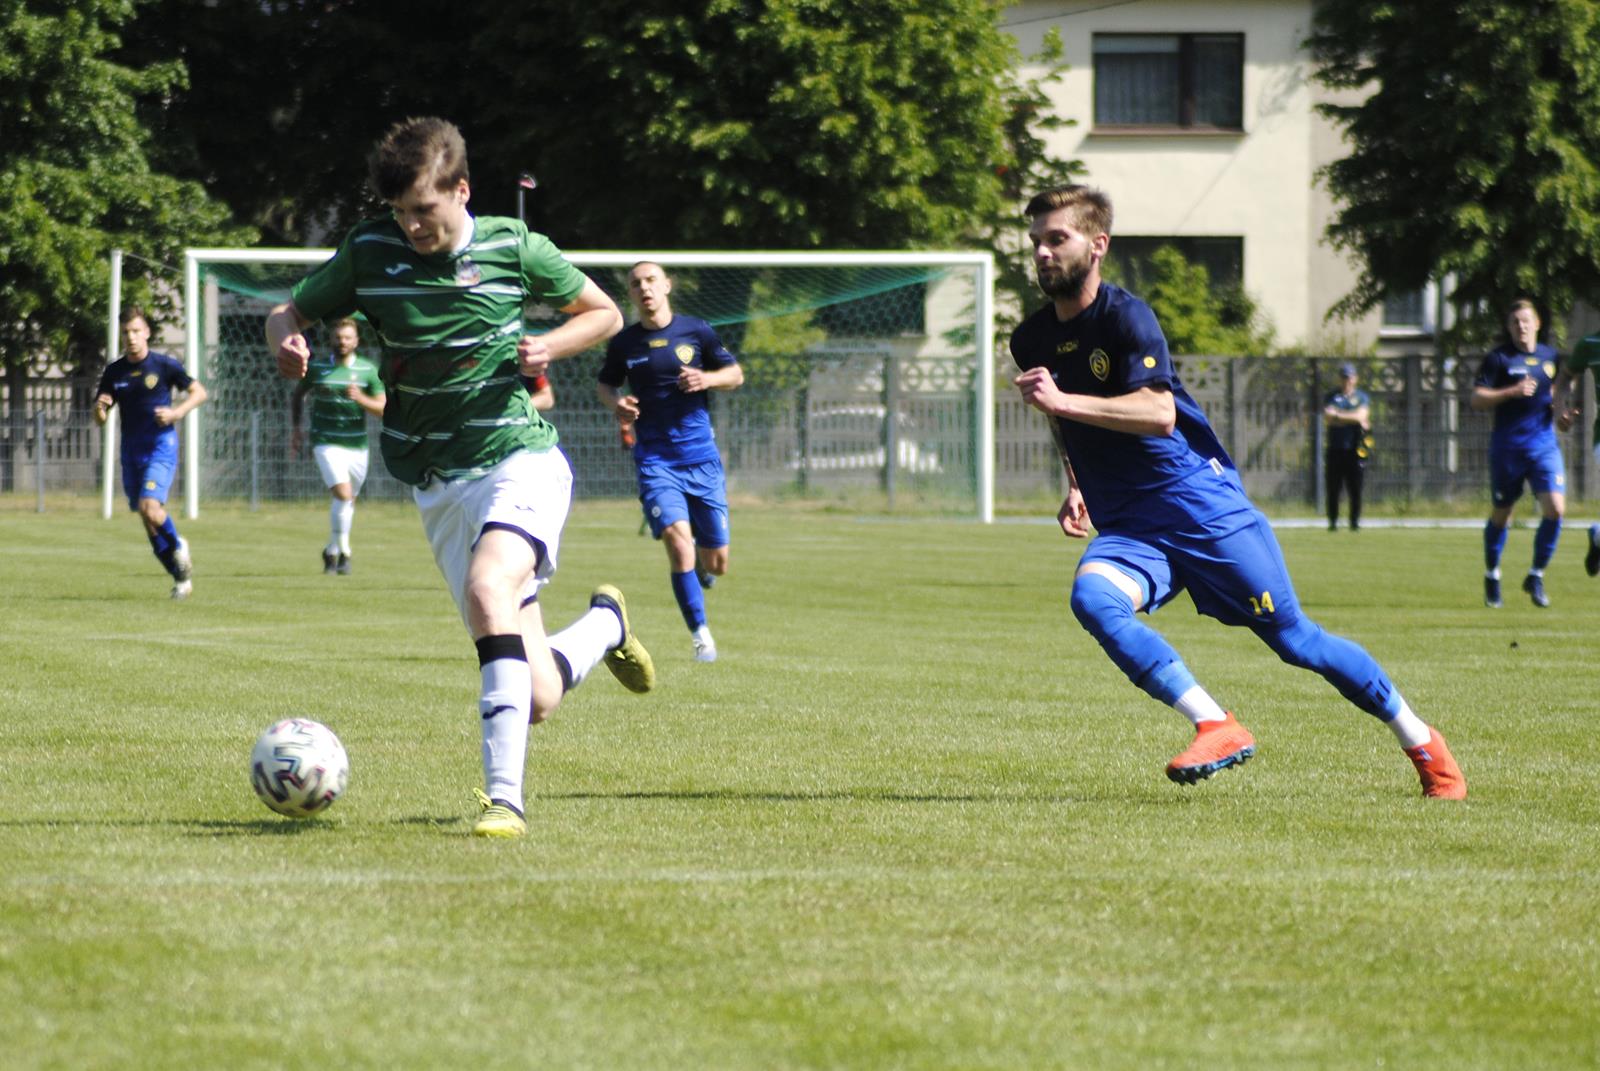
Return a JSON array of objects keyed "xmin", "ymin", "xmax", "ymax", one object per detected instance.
[
  {"xmin": 1078, "ymin": 509, "xmax": 1304, "ymax": 628},
  {"xmin": 122, "ymin": 437, "xmax": 178, "ymax": 511},
  {"xmin": 1490, "ymin": 440, "xmax": 1565, "ymax": 507},
  {"xmin": 637, "ymin": 459, "xmax": 729, "ymax": 547}
]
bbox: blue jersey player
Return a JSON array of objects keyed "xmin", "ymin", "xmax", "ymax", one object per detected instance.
[
  {"xmin": 93, "ymin": 307, "xmax": 208, "ymax": 599},
  {"xmin": 1009, "ymin": 186, "xmax": 1464, "ymax": 799},
  {"xmin": 599, "ymin": 262, "xmax": 744, "ymax": 663},
  {"xmin": 1471, "ymin": 300, "xmax": 1565, "ymax": 608}
]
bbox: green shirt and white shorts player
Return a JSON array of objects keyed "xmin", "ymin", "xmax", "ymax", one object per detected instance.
[
  {"xmin": 304, "ymin": 352, "xmax": 384, "ymax": 492},
  {"xmin": 280, "ymin": 210, "xmax": 654, "ymax": 837},
  {"xmin": 290, "ymin": 215, "xmax": 581, "ymax": 615},
  {"xmin": 1563, "ymin": 333, "xmax": 1600, "ymax": 577}
]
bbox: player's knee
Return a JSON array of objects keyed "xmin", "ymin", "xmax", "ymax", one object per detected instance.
[
  {"xmin": 1257, "ymin": 615, "xmax": 1324, "ymax": 669},
  {"xmin": 1070, "ymin": 573, "xmax": 1135, "ymax": 637}
]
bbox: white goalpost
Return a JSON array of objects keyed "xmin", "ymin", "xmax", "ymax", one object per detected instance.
[{"xmin": 160, "ymin": 247, "xmax": 996, "ymax": 521}]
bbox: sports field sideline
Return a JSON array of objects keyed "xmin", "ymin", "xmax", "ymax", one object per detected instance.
[{"xmin": 2, "ymin": 500, "xmax": 1595, "ymax": 1069}]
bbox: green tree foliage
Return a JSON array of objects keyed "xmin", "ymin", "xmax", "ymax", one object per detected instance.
[
  {"xmin": 0, "ymin": 0, "xmax": 250, "ymax": 391},
  {"xmin": 478, "ymin": 0, "xmax": 1016, "ymax": 251},
  {"xmin": 1308, "ymin": 0, "xmax": 1600, "ymax": 344},
  {"xmin": 125, "ymin": 0, "xmax": 1064, "ymax": 257},
  {"xmin": 1105, "ymin": 246, "xmax": 1274, "ymax": 357}
]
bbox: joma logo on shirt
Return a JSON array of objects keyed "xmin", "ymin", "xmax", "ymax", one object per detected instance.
[{"xmin": 1056, "ymin": 340, "xmax": 1078, "ymax": 354}]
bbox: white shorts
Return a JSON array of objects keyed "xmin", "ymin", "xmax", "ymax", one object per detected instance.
[
  {"xmin": 313, "ymin": 443, "xmax": 370, "ymax": 492},
  {"xmin": 413, "ymin": 448, "xmax": 572, "ymax": 628}
]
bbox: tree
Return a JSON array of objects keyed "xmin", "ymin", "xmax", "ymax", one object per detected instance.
[
  {"xmin": 1308, "ymin": 0, "xmax": 1600, "ymax": 345},
  {"xmin": 0, "ymin": 0, "xmax": 251, "ymax": 396},
  {"xmin": 125, "ymin": 0, "xmax": 1046, "ymax": 253},
  {"xmin": 1105, "ymin": 246, "xmax": 1274, "ymax": 357}
]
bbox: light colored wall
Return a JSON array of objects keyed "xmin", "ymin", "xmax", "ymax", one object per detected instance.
[{"xmin": 1005, "ymin": 0, "xmax": 1372, "ymax": 352}]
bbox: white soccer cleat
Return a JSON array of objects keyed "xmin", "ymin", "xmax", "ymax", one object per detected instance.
[
  {"xmin": 172, "ymin": 537, "xmax": 193, "ymax": 581},
  {"xmin": 691, "ymin": 625, "xmax": 717, "ymax": 663},
  {"xmin": 171, "ymin": 579, "xmax": 193, "ymax": 600}
]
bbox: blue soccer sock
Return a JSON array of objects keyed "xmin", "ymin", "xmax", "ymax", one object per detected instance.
[
  {"xmin": 149, "ymin": 517, "xmax": 180, "ymax": 575},
  {"xmin": 1070, "ymin": 573, "xmax": 1198, "ymax": 706},
  {"xmin": 670, "ymin": 569, "xmax": 707, "ymax": 631},
  {"xmin": 1483, "ymin": 520, "xmax": 1508, "ymax": 573},
  {"xmin": 1254, "ymin": 616, "xmax": 1398, "ymax": 721},
  {"xmin": 1532, "ymin": 516, "xmax": 1562, "ymax": 571}
]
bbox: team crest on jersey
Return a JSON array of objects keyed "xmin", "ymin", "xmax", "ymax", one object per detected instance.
[
  {"xmin": 454, "ymin": 256, "xmax": 482, "ymax": 286},
  {"xmin": 1089, "ymin": 350, "xmax": 1110, "ymax": 381},
  {"xmin": 1544, "ymin": 361, "xmax": 1556, "ymax": 379},
  {"xmin": 144, "ymin": 373, "xmax": 158, "ymax": 389},
  {"xmin": 675, "ymin": 344, "xmax": 695, "ymax": 365},
  {"xmin": 1056, "ymin": 340, "xmax": 1078, "ymax": 355}
]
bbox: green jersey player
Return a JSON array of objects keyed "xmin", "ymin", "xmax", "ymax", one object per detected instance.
[
  {"xmin": 1558, "ymin": 331, "xmax": 1600, "ymax": 577},
  {"xmin": 265, "ymin": 117, "xmax": 655, "ymax": 838},
  {"xmin": 290, "ymin": 317, "xmax": 384, "ymax": 574}
]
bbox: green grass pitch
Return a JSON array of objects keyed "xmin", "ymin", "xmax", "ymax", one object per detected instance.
[{"xmin": 2, "ymin": 499, "xmax": 1597, "ymax": 1069}]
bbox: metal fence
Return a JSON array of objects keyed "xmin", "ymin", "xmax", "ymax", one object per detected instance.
[{"xmin": 5, "ymin": 353, "xmax": 1595, "ymax": 511}]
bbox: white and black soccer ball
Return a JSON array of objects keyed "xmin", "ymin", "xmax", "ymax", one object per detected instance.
[{"xmin": 250, "ymin": 718, "xmax": 350, "ymax": 818}]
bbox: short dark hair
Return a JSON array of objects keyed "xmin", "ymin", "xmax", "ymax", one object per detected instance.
[
  {"xmin": 119, "ymin": 306, "xmax": 150, "ymax": 329},
  {"xmin": 367, "ymin": 117, "xmax": 469, "ymax": 201},
  {"xmin": 1024, "ymin": 185, "xmax": 1114, "ymax": 238}
]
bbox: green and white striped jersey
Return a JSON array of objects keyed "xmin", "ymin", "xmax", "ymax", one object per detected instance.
[
  {"xmin": 302, "ymin": 353, "xmax": 383, "ymax": 448},
  {"xmin": 291, "ymin": 214, "xmax": 587, "ymax": 486}
]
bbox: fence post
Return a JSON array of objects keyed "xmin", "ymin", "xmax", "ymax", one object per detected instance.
[
  {"xmin": 882, "ymin": 351, "xmax": 898, "ymax": 508},
  {"xmin": 249, "ymin": 411, "xmax": 261, "ymax": 512},
  {"xmin": 1309, "ymin": 361, "xmax": 1323, "ymax": 510},
  {"xmin": 1405, "ymin": 354, "xmax": 1423, "ymax": 505},
  {"xmin": 35, "ymin": 410, "xmax": 46, "ymax": 513},
  {"xmin": 1225, "ymin": 358, "xmax": 1240, "ymax": 465}
]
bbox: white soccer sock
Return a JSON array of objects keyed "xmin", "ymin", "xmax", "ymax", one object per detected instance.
[
  {"xmin": 331, "ymin": 498, "xmax": 355, "ymax": 555},
  {"xmin": 548, "ymin": 605, "xmax": 624, "ymax": 691},
  {"xmin": 1173, "ymin": 684, "xmax": 1229, "ymax": 726},
  {"xmin": 1385, "ymin": 695, "xmax": 1432, "ymax": 749},
  {"xmin": 479, "ymin": 655, "xmax": 532, "ymax": 811}
]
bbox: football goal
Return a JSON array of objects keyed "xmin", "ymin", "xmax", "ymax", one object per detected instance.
[{"xmin": 144, "ymin": 248, "xmax": 996, "ymax": 520}]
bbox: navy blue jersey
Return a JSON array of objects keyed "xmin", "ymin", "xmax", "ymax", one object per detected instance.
[
  {"xmin": 1475, "ymin": 343, "xmax": 1559, "ymax": 451},
  {"xmin": 1009, "ymin": 282, "xmax": 1245, "ymax": 534},
  {"xmin": 1324, "ymin": 388, "xmax": 1370, "ymax": 452},
  {"xmin": 599, "ymin": 314, "xmax": 737, "ymax": 466},
  {"xmin": 95, "ymin": 352, "xmax": 193, "ymax": 451}
]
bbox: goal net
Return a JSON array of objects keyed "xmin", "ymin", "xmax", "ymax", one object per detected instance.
[{"xmin": 179, "ymin": 249, "xmax": 995, "ymax": 520}]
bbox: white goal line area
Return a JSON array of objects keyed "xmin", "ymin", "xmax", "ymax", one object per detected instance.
[{"xmin": 102, "ymin": 248, "xmax": 997, "ymax": 522}]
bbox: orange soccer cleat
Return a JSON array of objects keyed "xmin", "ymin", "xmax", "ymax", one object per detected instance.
[
  {"xmin": 1166, "ymin": 712, "xmax": 1256, "ymax": 785},
  {"xmin": 1405, "ymin": 727, "xmax": 1467, "ymax": 799}
]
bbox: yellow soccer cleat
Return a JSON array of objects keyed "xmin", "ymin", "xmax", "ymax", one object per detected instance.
[
  {"xmin": 591, "ymin": 584, "xmax": 656, "ymax": 693},
  {"xmin": 472, "ymin": 788, "xmax": 527, "ymax": 838}
]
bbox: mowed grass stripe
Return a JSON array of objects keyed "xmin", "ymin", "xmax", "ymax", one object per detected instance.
[{"xmin": 1, "ymin": 500, "xmax": 1596, "ymax": 1069}]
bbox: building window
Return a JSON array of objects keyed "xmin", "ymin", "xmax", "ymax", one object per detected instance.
[
  {"xmin": 1110, "ymin": 237, "xmax": 1244, "ymax": 291},
  {"xmin": 1381, "ymin": 284, "xmax": 1437, "ymax": 336},
  {"xmin": 1093, "ymin": 33, "xmax": 1244, "ymax": 130}
]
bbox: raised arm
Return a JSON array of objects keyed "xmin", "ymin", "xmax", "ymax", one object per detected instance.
[
  {"xmin": 515, "ymin": 278, "xmax": 623, "ymax": 378},
  {"xmin": 1014, "ymin": 366, "xmax": 1176, "ymax": 437},
  {"xmin": 266, "ymin": 301, "xmax": 315, "ymax": 380}
]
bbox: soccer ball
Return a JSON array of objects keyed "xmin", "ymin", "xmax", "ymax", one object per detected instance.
[{"xmin": 250, "ymin": 718, "xmax": 350, "ymax": 818}]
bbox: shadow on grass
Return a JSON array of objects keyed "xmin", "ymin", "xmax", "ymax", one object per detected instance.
[{"xmin": 536, "ymin": 787, "xmax": 1192, "ymax": 805}]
